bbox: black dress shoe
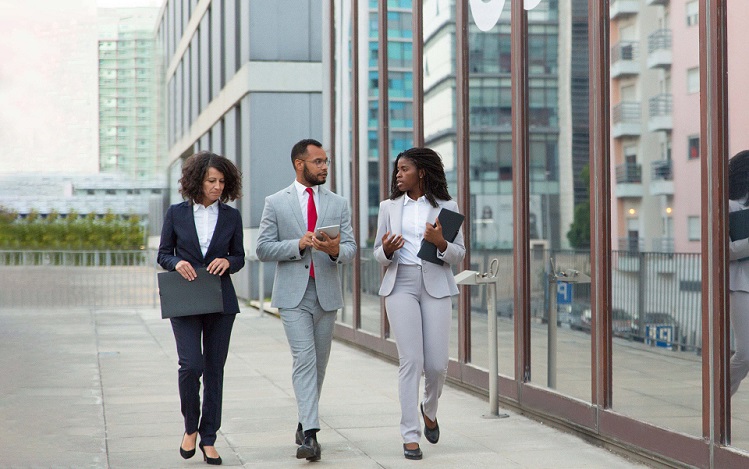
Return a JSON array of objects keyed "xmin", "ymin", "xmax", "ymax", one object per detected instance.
[
  {"xmin": 421, "ymin": 402, "xmax": 440, "ymax": 444},
  {"xmin": 295, "ymin": 423, "xmax": 304, "ymax": 445},
  {"xmin": 403, "ymin": 443, "xmax": 423, "ymax": 460},
  {"xmin": 199, "ymin": 442, "xmax": 222, "ymax": 465},
  {"xmin": 180, "ymin": 432, "xmax": 196, "ymax": 459},
  {"xmin": 296, "ymin": 436, "xmax": 321, "ymax": 461}
]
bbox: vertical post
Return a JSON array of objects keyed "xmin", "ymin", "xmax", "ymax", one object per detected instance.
[
  {"xmin": 258, "ymin": 261, "xmax": 265, "ymax": 316},
  {"xmin": 411, "ymin": 0, "xmax": 424, "ymax": 147},
  {"xmin": 455, "ymin": 0, "xmax": 471, "ymax": 363},
  {"xmin": 700, "ymin": 0, "xmax": 729, "ymax": 449},
  {"xmin": 512, "ymin": 0, "xmax": 531, "ymax": 383},
  {"xmin": 588, "ymin": 0, "xmax": 612, "ymax": 409},
  {"xmin": 351, "ymin": 0, "xmax": 362, "ymax": 329},
  {"xmin": 547, "ymin": 277, "xmax": 558, "ymax": 389},
  {"xmin": 487, "ymin": 281, "xmax": 499, "ymax": 415}
]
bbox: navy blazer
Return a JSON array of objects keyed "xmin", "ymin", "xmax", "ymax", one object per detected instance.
[{"xmin": 157, "ymin": 201, "xmax": 245, "ymax": 314}]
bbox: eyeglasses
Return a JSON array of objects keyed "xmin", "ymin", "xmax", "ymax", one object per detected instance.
[{"xmin": 299, "ymin": 157, "xmax": 332, "ymax": 168}]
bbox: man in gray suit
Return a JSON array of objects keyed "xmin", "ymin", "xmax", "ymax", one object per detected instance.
[{"xmin": 256, "ymin": 138, "xmax": 356, "ymax": 461}]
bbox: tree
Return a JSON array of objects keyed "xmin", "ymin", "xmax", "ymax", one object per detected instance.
[{"xmin": 567, "ymin": 165, "xmax": 590, "ymax": 249}]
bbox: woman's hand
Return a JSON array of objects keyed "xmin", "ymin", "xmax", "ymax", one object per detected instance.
[
  {"xmin": 207, "ymin": 257, "xmax": 230, "ymax": 275},
  {"xmin": 382, "ymin": 231, "xmax": 405, "ymax": 259},
  {"xmin": 175, "ymin": 260, "xmax": 197, "ymax": 281},
  {"xmin": 424, "ymin": 218, "xmax": 448, "ymax": 253}
]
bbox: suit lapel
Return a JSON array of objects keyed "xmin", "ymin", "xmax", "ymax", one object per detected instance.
[
  {"xmin": 390, "ymin": 196, "xmax": 404, "ymax": 235},
  {"xmin": 317, "ymin": 187, "xmax": 331, "ymax": 226},
  {"xmin": 427, "ymin": 200, "xmax": 443, "ymax": 226},
  {"xmin": 204, "ymin": 202, "xmax": 225, "ymax": 258},
  {"xmin": 180, "ymin": 202, "xmax": 203, "ymax": 259},
  {"xmin": 285, "ymin": 184, "xmax": 307, "ymax": 233}
]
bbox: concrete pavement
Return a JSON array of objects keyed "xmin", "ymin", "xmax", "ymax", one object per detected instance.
[{"xmin": 0, "ymin": 305, "xmax": 652, "ymax": 468}]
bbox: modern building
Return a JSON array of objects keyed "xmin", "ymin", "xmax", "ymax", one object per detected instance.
[
  {"xmin": 157, "ymin": 0, "xmax": 325, "ymax": 299},
  {"xmin": 421, "ymin": 0, "xmax": 567, "ymax": 250},
  {"xmin": 98, "ymin": 7, "xmax": 166, "ymax": 180},
  {"xmin": 609, "ymin": 0, "xmax": 749, "ymax": 254}
]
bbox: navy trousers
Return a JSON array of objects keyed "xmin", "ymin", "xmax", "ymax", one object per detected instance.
[{"xmin": 170, "ymin": 312, "xmax": 236, "ymax": 446}]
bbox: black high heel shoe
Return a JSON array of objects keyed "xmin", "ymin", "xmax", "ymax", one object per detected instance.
[
  {"xmin": 199, "ymin": 442, "xmax": 222, "ymax": 465},
  {"xmin": 179, "ymin": 432, "xmax": 196, "ymax": 459}
]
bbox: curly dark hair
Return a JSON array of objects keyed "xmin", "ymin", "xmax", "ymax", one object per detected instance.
[
  {"xmin": 389, "ymin": 147, "xmax": 451, "ymax": 207},
  {"xmin": 729, "ymin": 150, "xmax": 749, "ymax": 204},
  {"xmin": 179, "ymin": 151, "xmax": 242, "ymax": 203}
]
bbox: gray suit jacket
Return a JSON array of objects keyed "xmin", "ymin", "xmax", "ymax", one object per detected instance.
[
  {"xmin": 373, "ymin": 196, "xmax": 465, "ymax": 298},
  {"xmin": 256, "ymin": 183, "xmax": 357, "ymax": 310}
]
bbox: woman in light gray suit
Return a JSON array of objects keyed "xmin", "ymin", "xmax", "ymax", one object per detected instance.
[
  {"xmin": 729, "ymin": 150, "xmax": 749, "ymax": 395},
  {"xmin": 373, "ymin": 147, "xmax": 465, "ymax": 460}
]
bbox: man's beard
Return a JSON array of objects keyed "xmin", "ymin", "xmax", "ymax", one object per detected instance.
[{"xmin": 303, "ymin": 166, "xmax": 326, "ymax": 186}]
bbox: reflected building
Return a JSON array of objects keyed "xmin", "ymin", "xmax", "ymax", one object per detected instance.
[
  {"xmin": 98, "ymin": 7, "xmax": 166, "ymax": 181},
  {"xmin": 421, "ymin": 0, "xmax": 569, "ymax": 250}
]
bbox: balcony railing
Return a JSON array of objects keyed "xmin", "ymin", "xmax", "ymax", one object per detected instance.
[
  {"xmin": 616, "ymin": 162, "xmax": 642, "ymax": 183},
  {"xmin": 611, "ymin": 41, "xmax": 640, "ymax": 78},
  {"xmin": 648, "ymin": 94, "xmax": 673, "ymax": 131},
  {"xmin": 648, "ymin": 29, "xmax": 672, "ymax": 54},
  {"xmin": 612, "ymin": 102, "xmax": 641, "ymax": 138},
  {"xmin": 651, "ymin": 160, "xmax": 673, "ymax": 180},
  {"xmin": 647, "ymin": 29, "xmax": 672, "ymax": 69},
  {"xmin": 612, "ymin": 102, "xmax": 640, "ymax": 124},
  {"xmin": 652, "ymin": 237, "xmax": 675, "ymax": 253},
  {"xmin": 618, "ymin": 236, "xmax": 645, "ymax": 253}
]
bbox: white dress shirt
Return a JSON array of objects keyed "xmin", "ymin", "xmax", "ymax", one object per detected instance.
[
  {"xmin": 294, "ymin": 180, "xmax": 319, "ymax": 229},
  {"xmin": 193, "ymin": 200, "xmax": 219, "ymax": 257},
  {"xmin": 398, "ymin": 195, "xmax": 430, "ymax": 265}
]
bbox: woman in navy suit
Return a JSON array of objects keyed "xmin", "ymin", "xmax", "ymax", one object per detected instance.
[
  {"xmin": 373, "ymin": 147, "xmax": 465, "ymax": 460},
  {"xmin": 157, "ymin": 151, "xmax": 244, "ymax": 465}
]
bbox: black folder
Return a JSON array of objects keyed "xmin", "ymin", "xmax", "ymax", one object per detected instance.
[
  {"xmin": 417, "ymin": 208, "xmax": 465, "ymax": 266},
  {"xmin": 730, "ymin": 209, "xmax": 749, "ymax": 242},
  {"xmin": 157, "ymin": 267, "xmax": 223, "ymax": 319}
]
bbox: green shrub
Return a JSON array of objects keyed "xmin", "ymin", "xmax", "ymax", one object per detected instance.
[{"xmin": 0, "ymin": 207, "xmax": 146, "ymax": 250}]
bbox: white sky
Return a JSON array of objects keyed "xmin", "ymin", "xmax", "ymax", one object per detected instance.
[{"xmin": 97, "ymin": 0, "xmax": 163, "ymax": 8}]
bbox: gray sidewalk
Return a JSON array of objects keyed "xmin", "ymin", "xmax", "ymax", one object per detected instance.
[{"xmin": 0, "ymin": 306, "xmax": 651, "ymax": 468}]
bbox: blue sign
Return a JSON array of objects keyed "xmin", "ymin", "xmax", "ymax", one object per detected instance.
[{"xmin": 557, "ymin": 282, "xmax": 572, "ymax": 305}]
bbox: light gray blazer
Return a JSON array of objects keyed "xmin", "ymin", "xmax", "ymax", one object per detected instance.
[
  {"xmin": 373, "ymin": 196, "xmax": 465, "ymax": 298},
  {"xmin": 256, "ymin": 183, "xmax": 356, "ymax": 310}
]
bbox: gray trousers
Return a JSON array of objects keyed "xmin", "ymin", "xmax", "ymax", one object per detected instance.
[
  {"xmin": 280, "ymin": 278, "xmax": 337, "ymax": 433},
  {"xmin": 385, "ymin": 265, "xmax": 452, "ymax": 443},
  {"xmin": 731, "ymin": 290, "xmax": 749, "ymax": 395}
]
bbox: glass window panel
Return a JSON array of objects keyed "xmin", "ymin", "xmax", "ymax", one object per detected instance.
[
  {"xmin": 525, "ymin": 0, "xmax": 589, "ymax": 400},
  {"xmin": 727, "ymin": 3, "xmax": 749, "ymax": 451},
  {"xmin": 610, "ymin": 0, "xmax": 702, "ymax": 438}
]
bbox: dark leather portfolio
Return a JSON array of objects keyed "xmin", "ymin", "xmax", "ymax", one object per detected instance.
[
  {"xmin": 417, "ymin": 208, "xmax": 465, "ymax": 266},
  {"xmin": 157, "ymin": 267, "xmax": 223, "ymax": 319},
  {"xmin": 730, "ymin": 209, "xmax": 749, "ymax": 242}
]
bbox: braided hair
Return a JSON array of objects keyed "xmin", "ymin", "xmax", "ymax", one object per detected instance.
[
  {"xmin": 389, "ymin": 147, "xmax": 451, "ymax": 207},
  {"xmin": 729, "ymin": 150, "xmax": 749, "ymax": 204}
]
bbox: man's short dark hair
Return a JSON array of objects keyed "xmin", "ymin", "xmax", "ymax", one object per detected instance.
[{"xmin": 290, "ymin": 138, "xmax": 323, "ymax": 165}]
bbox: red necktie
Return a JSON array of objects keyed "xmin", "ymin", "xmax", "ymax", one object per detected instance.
[{"xmin": 306, "ymin": 187, "xmax": 317, "ymax": 278}]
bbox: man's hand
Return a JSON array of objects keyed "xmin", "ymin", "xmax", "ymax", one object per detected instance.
[
  {"xmin": 382, "ymin": 231, "xmax": 405, "ymax": 259},
  {"xmin": 312, "ymin": 232, "xmax": 340, "ymax": 257},
  {"xmin": 299, "ymin": 231, "xmax": 316, "ymax": 252}
]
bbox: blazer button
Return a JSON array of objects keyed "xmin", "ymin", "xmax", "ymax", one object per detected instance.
[{"xmin": 305, "ymin": 265, "xmax": 309, "ymax": 269}]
